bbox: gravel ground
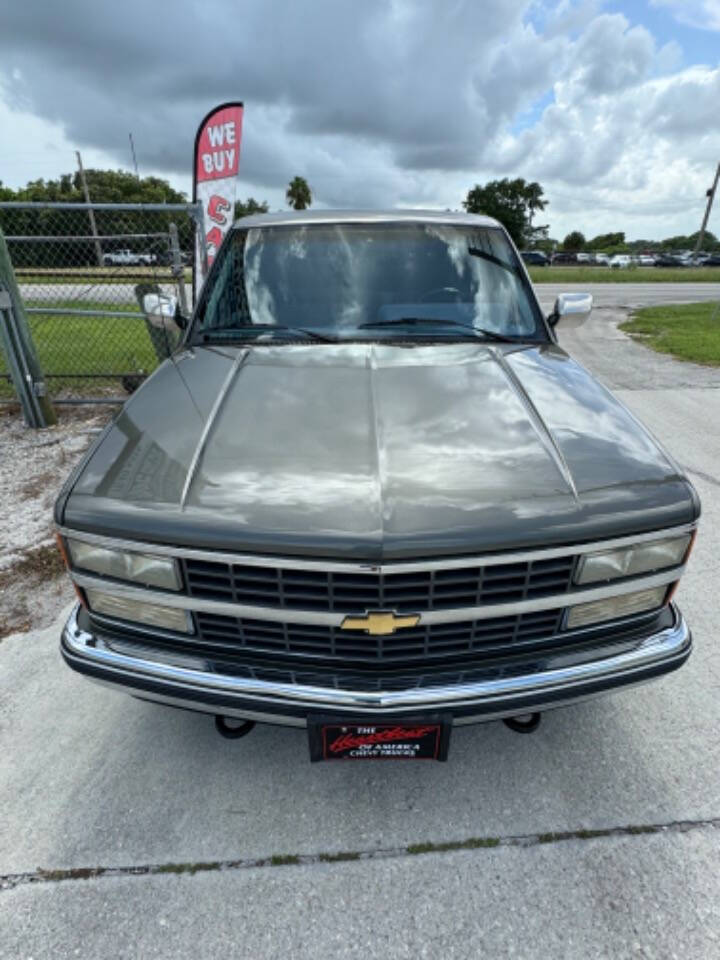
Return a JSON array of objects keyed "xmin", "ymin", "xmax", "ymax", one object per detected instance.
[{"xmin": 0, "ymin": 405, "xmax": 114, "ymax": 637}]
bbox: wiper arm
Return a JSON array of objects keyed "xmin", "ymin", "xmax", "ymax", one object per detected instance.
[
  {"xmin": 199, "ymin": 324, "xmax": 338, "ymax": 344},
  {"xmin": 358, "ymin": 317, "xmax": 521, "ymax": 343},
  {"xmin": 467, "ymin": 246, "xmax": 522, "ymax": 276}
]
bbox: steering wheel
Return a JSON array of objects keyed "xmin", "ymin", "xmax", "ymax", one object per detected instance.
[{"xmin": 417, "ymin": 286, "xmax": 462, "ymax": 303}]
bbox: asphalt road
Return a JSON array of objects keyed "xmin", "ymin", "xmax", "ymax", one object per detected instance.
[
  {"xmin": 535, "ymin": 280, "xmax": 720, "ymax": 308},
  {"xmin": 19, "ymin": 279, "xmax": 720, "ymax": 307},
  {"xmin": 2, "ymin": 301, "xmax": 720, "ymax": 958}
]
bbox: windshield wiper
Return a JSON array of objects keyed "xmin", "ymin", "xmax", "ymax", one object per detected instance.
[
  {"xmin": 467, "ymin": 246, "xmax": 522, "ymax": 276},
  {"xmin": 358, "ymin": 317, "xmax": 522, "ymax": 343},
  {"xmin": 199, "ymin": 324, "xmax": 338, "ymax": 344}
]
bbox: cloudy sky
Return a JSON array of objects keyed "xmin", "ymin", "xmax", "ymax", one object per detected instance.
[{"xmin": 0, "ymin": 0, "xmax": 718, "ymax": 240}]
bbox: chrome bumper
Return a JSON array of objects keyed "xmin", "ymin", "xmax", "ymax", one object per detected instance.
[{"xmin": 60, "ymin": 603, "xmax": 691, "ymax": 727}]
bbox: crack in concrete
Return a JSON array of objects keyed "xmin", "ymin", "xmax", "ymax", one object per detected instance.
[
  {"xmin": 685, "ymin": 466, "xmax": 720, "ymax": 489},
  {"xmin": 2, "ymin": 816, "xmax": 719, "ymax": 893}
]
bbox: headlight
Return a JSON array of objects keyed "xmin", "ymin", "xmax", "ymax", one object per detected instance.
[
  {"xmin": 566, "ymin": 586, "xmax": 667, "ymax": 629},
  {"xmin": 575, "ymin": 534, "xmax": 691, "ymax": 585},
  {"xmin": 67, "ymin": 539, "xmax": 181, "ymax": 591},
  {"xmin": 85, "ymin": 588, "xmax": 192, "ymax": 633}
]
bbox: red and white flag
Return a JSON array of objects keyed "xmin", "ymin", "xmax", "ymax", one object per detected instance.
[{"xmin": 193, "ymin": 102, "xmax": 244, "ymax": 287}]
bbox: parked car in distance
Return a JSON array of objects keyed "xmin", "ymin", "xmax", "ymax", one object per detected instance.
[
  {"xmin": 103, "ymin": 248, "xmax": 157, "ymax": 267},
  {"xmin": 637, "ymin": 255, "xmax": 656, "ymax": 266},
  {"xmin": 609, "ymin": 254, "xmax": 633, "ymax": 269},
  {"xmin": 56, "ymin": 210, "xmax": 698, "ymax": 761},
  {"xmin": 521, "ymin": 250, "xmax": 549, "ymax": 266},
  {"xmin": 594, "ymin": 253, "xmax": 610, "ymax": 266},
  {"xmin": 654, "ymin": 254, "xmax": 686, "ymax": 267},
  {"xmin": 551, "ymin": 251, "xmax": 578, "ymax": 265},
  {"xmin": 701, "ymin": 255, "xmax": 720, "ymax": 267}
]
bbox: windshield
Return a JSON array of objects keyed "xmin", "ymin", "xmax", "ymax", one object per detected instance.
[{"xmin": 194, "ymin": 222, "xmax": 545, "ymax": 343}]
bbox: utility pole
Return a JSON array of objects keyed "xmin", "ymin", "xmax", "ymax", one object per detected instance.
[
  {"xmin": 129, "ymin": 132, "xmax": 140, "ymax": 179},
  {"xmin": 693, "ymin": 160, "xmax": 720, "ymax": 259},
  {"xmin": 75, "ymin": 150, "xmax": 103, "ymax": 267}
]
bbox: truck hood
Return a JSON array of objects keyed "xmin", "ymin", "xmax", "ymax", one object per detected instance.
[{"xmin": 61, "ymin": 342, "xmax": 697, "ymax": 559}]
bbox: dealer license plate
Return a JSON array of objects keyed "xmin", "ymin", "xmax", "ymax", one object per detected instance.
[{"xmin": 308, "ymin": 716, "xmax": 451, "ymax": 762}]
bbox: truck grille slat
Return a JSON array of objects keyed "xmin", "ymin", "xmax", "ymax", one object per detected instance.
[
  {"xmin": 193, "ymin": 609, "xmax": 564, "ymax": 665},
  {"xmin": 183, "ymin": 557, "xmax": 576, "ymax": 613}
]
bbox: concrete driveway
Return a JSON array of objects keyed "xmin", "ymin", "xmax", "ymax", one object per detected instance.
[{"xmin": 2, "ymin": 300, "xmax": 719, "ymax": 958}]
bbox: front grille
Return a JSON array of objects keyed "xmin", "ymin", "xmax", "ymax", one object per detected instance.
[
  {"xmin": 183, "ymin": 556, "xmax": 576, "ymax": 613},
  {"xmin": 103, "ymin": 636, "xmax": 554, "ymax": 692},
  {"xmin": 193, "ymin": 608, "xmax": 564, "ymax": 665},
  {"xmin": 102, "ymin": 608, "xmax": 668, "ymax": 691}
]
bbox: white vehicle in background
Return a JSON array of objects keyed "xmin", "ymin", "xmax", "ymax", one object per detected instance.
[
  {"xmin": 103, "ymin": 249, "xmax": 157, "ymax": 267},
  {"xmin": 595, "ymin": 253, "xmax": 610, "ymax": 266},
  {"xmin": 576, "ymin": 253, "xmax": 591, "ymax": 263},
  {"xmin": 609, "ymin": 254, "xmax": 632, "ymax": 269},
  {"xmin": 637, "ymin": 255, "xmax": 655, "ymax": 266}
]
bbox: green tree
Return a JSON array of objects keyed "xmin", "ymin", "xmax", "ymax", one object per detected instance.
[
  {"xmin": 627, "ymin": 238, "xmax": 660, "ymax": 253},
  {"xmin": 526, "ymin": 223, "xmax": 550, "ymax": 248},
  {"xmin": 532, "ymin": 235, "xmax": 557, "ymax": 255},
  {"xmin": 586, "ymin": 232, "xmax": 625, "ymax": 251},
  {"xmin": 234, "ymin": 197, "xmax": 269, "ymax": 219},
  {"xmin": 286, "ymin": 176, "xmax": 312, "ymax": 210},
  {"xmin": 684, "ymin": 230, "xmax": 718, "ymax": 251},
  {"xmin": 462, "ymin": 178, "xmax": 547, "ymax": 247},
  {"xmin": 0, "ymin": 169, "xmax": 192, "ymax": 268},
  {"xmin": 524, "ymin": 181, "xmax": 547, "ymax": 228},
  {"xmin": 13, "ymin": 169, "xmax": 187, "ymax": 206},
  {"xmin": 562, "ymin": 231, "xmax": 586, "ymax": 251},
  {"xmin": 659, "ymin": 235, "xmax": 683, "ymax": 250}
]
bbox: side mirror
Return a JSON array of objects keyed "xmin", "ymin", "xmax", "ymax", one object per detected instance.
[
  {"xmin": 548, "ymin": 292, "xmax": 593, "ymax": 326},
  {"xmin": 142, "ymin": 292, "xmax": 186, "ymax": 330}
]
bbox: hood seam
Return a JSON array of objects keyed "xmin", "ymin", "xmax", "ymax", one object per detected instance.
[
  {"xmin": 179, "ymin": 350, "xmax": 249, "ymax": 510},
  {"xmin": 367, "ymin": 344, "xmax": 388, "ymax": 563},
  {"xmin": 492, "ymin": 348, "xmax": 581, "ymax": 507}
]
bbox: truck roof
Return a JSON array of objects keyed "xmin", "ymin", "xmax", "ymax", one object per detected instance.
[{"xmin": 231, "ymin": 209, "xmax": 501, "ymax": 230}]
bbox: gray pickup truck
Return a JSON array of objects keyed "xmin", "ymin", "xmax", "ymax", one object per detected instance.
[{"xmin": 56, "ymin": 211, "xmax": 698, "ymax": 761}]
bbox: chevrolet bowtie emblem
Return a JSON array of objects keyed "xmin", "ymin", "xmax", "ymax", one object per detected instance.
[{"xmin": 340, "ymin": 611, "xmax": 421, "ymax": 636}]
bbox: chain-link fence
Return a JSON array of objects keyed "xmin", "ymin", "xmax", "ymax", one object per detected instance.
[{"xmin": 0, "ymin": 201, "xmax": 206, "ymax": 403}]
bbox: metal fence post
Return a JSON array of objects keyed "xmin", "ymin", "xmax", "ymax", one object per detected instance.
[
  {"xmin": 169, "ymin": 222, "xmax": 190, "ymax": 317},
  {"xmin": 189, "ymin": 201, "xmax": 209, "ymax": 304},
  {"xmin": 0, "ymin": 228, "xmax": 56, "ymax": 426}
]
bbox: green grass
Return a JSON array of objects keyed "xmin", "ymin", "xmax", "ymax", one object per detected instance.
[
  {"xmin": 620, "ymin": 302, "xmax": 720, "ymax": 366},
  {"xmin": 0, "ymin": 298, "xmax": 170, "ymax": 398},
  {"xmin": 528, "ymin": 266, "xmax": 720, "ymax": 283}
]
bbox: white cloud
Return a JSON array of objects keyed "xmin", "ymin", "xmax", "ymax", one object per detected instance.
[
  {"xmin": 490, "ymin": 58, "xmax": 720, "ymax": 238},
  {"xmin": 0, "ymin": 1, "xmax": 718, "ymax": 240},
  {"xmin": 651, "ymin": 0, "xmax": 720, "ymax": 32},
  {"xmin": 0, "ymin": 92, "xmax": 121, "ymax": 190}
]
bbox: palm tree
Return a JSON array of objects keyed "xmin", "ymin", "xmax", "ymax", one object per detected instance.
[
  {"xmin": 286, "ymin": 176, "xmax": 312, "ymax": 210},
  {"xmin": 524, "ymin": 181, "xmax": 546, "ymax": 219}
]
